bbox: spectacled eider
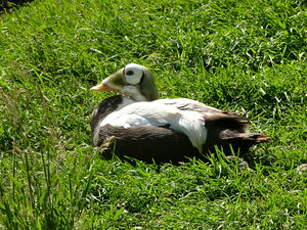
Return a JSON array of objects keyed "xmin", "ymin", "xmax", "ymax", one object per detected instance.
[{"xmin": 90, "ymin": 64, "xmax": 269, "ymax": 163}]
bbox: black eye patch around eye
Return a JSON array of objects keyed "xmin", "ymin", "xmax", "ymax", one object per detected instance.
[{"xmin": 126, "ymin": 70, "xmax": 134, "ymax": 76}]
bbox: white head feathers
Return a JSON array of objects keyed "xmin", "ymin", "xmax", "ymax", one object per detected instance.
[{"xmin": 124, "ymin": 63, "xmax": 144, "ymax": 85}]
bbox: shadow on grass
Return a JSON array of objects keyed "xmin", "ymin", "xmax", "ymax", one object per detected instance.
[{"xmin": 0, "ymin": 0, "xmax": 33, "ymax": 13}]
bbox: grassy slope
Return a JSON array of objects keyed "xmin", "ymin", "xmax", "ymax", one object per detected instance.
[{"xmin": 0, "ymin": 0, "xmax": 306, "ymax": 229}]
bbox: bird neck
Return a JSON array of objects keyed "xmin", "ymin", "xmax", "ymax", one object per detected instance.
[{"xmin": 129, "ymin": 94, "xmax": 149, "ymax": 102}]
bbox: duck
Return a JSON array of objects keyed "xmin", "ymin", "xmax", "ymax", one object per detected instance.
[{"xmin": 90, "ymin": 63, "xmax": 269, "ymax": 163}]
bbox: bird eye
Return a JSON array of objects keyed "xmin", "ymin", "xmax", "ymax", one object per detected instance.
[{"xmin": 126, "ymin": 70, "xmax": 134, "ymax": 76}]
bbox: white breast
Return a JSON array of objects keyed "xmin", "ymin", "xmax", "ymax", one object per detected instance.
[{"xmin": 100, "ymin": 101, "xmax": 207, "ymax": 152}]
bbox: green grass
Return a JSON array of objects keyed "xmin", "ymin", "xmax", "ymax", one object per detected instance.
[{"xmin": 0, "ymin": 0, "xmax": 306, "ymax": 229}]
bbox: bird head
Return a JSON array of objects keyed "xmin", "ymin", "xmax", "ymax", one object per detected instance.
[{"xmin": 90, "ymin": 63, "xmax": 158, "ymax": 101}]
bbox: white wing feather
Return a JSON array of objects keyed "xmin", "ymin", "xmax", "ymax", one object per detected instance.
[{"xmin": 157, "ymin": 98, "xmax": 221, "ymax": 113}]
